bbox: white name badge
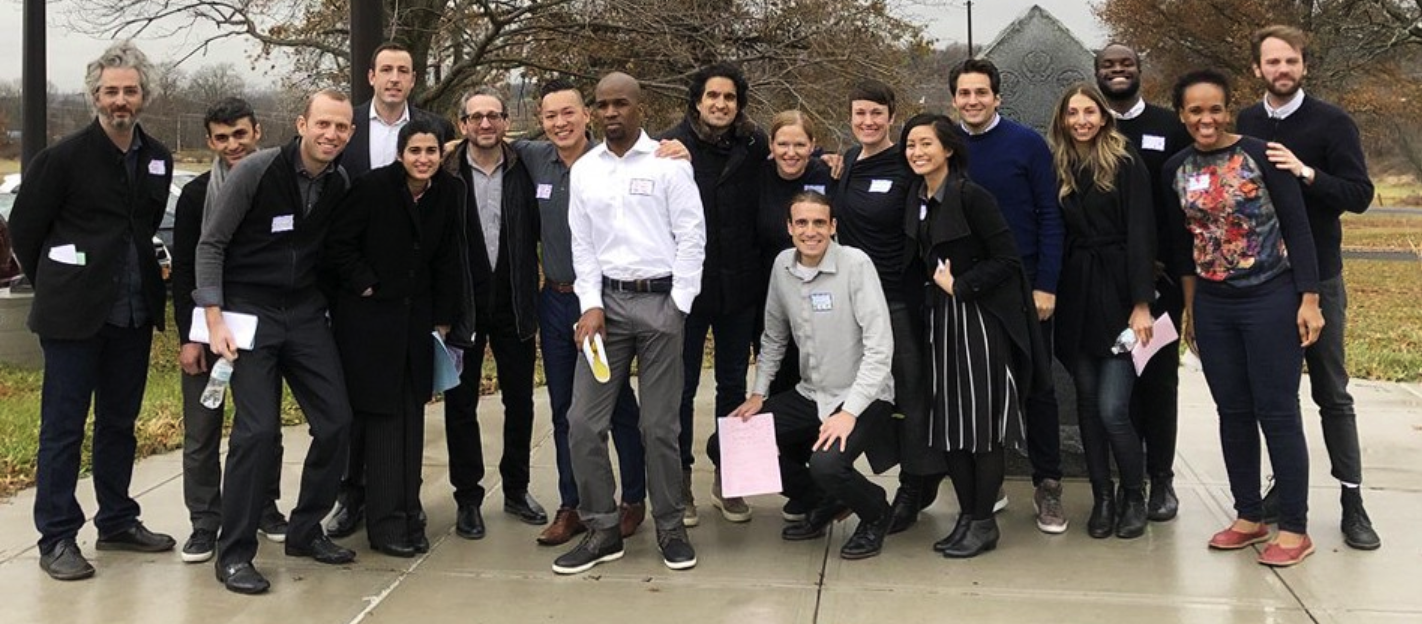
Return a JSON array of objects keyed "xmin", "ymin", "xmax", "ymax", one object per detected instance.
[
  {"xmin": 810, "ymin": 292, "xmax": 833, "ymax": 312},
  {"xmin": 1142, "ymin": 134, "xmax": 1166, "ymax": 152},
  {"xmin": 804, "ymin": 184, "xmax": 826, "ymax": 195},
  {"xmin": 535, "ymin": 183, "xmax": 554, "ymax": 199},
  {"xmin": 868, "ymin": 179, "xmax": 892, "ymax": 193},
  {"xmin": 1186, "ymin": 174, "xmax": 1211, "ymax": 192},
  {"xmin": 919, "ymin": 201, "xmax": 928, "ymax": 221},
  {"xmin": 148, "ymin": 160, "xmax": 167, "ymax": 175},
  {"xmin": 629, "ymin": 178, "xmax": 655, "ymax": 195},
  {"xmin": 272, "ymin": 215, "xmax": 295, "ymax": 233}
]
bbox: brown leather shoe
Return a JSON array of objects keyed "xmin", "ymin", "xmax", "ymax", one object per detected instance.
[
  {"xmin": 619, "ymin": 502, "xmax": 647, "ymax": 538},
  {"xmin": 537, "ymin": 508, "xmax": 586, "ymax": 546}
]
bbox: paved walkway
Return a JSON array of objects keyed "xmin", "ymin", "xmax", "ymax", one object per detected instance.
[{"xmin": 1, "ymin": 367, "xmax": 1419, "ymax": 623}]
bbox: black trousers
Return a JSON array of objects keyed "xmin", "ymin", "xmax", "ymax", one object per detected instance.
[
  {"xmin": 1023, "ymin": 318, "xmax": 1064, "ymax": 485},
  {"xmin": 443, "ymin": 313, "xmax": 537, "ymax": 507},
  {"xmin": 217, "ymin": 295, "xmax": 351, "ymax": 567},
  {"xmin": 360, "ymin": 376, "xmax": 425, "ymax": 546},
  {"xmin": 1130, "ymin": 278, "xmax": 1182, "ymax": 480},
  {"xmin": 767, "ymin": 392, "xmax": 893, "ymax": 522}
]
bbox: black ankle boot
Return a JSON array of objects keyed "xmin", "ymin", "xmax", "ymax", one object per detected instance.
[
  {"xmin": 1340, "ymin": 487, "xmax": 1381, "ymax": 550},
  {"xmin": 942, "ymin": 517, "xmax": 999, "ymax": 558},
  {"xmin": 1116, "ymin": 487, "xmax": 1147, "ymax": 539},
  {"xmin": 887, "ymin": 479, "xmax": 922, "ymax": 535},
  {"xmin": 841, "ymin": 511, "xmax": 892, "ymax": 560},
  {"xmin": 933, "ymin": 514, "xmax": 973, "ymax": 553},
  {"xmin": 1087, "ymin": 481, "xmax": 1116, "ymax": 539},
  {"xmin": 1147, "ymin": 475, "xmax": 1179, "ymax": 522}
]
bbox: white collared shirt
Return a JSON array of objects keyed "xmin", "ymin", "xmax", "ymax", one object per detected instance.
[
  {"xmin": 569, "ymin": 130, "xmax": 706, "ymax": 314},
  {"xmin": 1264, "ymin": 89, "xmax": 1306, "ymax": 120},
  {"xmin": 960, "ymin": 113, "xmax": 1001, "ymax": 136},
  {"xmin": 1112, "ymin": 97, "xmax": 1147, "ymax": 120},
  {"xmin": 368, "ymin": 103, "xmax": 411, "ymax": 169}
]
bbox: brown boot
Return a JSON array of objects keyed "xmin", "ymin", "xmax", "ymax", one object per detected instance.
[
  {"xmin": 537, "ymin": 508, "xmax": 586, "ymax": 546},
  {"xmin": 619, "ymin": 502, "xmax": 647, "ymax": 538}
]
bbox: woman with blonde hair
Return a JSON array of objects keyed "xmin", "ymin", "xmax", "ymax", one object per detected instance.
[{"xmin": 1046, "ymin": 84, "xmax": 1157, "ymax": 539}]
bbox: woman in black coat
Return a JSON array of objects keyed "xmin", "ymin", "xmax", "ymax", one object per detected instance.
[
  {"xmin": 326, "ymin": 119, "xmax": 466, "ymax": 557},
  {"xmin": 901, "ymin": 113, "xmax": 1048, "ymax": 559},
  {"xmin": 1046, "ymin": 84, "xmax": 1157, "ymax": 540}
]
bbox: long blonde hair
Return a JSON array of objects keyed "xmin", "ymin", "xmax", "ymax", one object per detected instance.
[{"xmin": 1048, "ymin": 84, "xmax": 1132, "ymax": 201}]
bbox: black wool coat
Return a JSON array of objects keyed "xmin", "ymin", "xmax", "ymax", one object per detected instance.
[{"xmin": 325, "ymin": 162, "xmax": 467, "ymax": 414}]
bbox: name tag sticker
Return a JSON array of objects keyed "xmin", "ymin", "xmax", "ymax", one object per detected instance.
[
  {"xmin": 1186, "ymin": 174, "xmax": 1211, "ymax": 192},
  {"xmin": 271, "ymin": 215, "xmax": 295, "ymax": 233},
  {"xmin": 804, "ymin": 184, "xmax": 826, "ymax": 195},
  {"xmin": 535, "ymin": 183, "xmax": 554, "ymax": 199},
  {"xmin": 148, "ymin": 160, "xmax": 167, "ymax": 175},
  {"xmin": 629, "ymin": 178, "xmax": 655, "ymax": 196},
  {"xmin": 810, "ymin": 292, "xmax": 833, "ymax": 312},
  {"xmin": 868, "ymin": 179, "xmax": 892, "ymax": 193},
  {"xmin": 919, "ymin": 201, "xmax": 928, "ymax": 221},
  {"xmin": 1142, "ymin": 134, "xmax": 1166, "ymax": 151}
]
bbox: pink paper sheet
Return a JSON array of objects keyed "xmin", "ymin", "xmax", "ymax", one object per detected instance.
[
  {"xmin": 1132, "ymin": 312, "xmax": 1180, "ymax": 376},
  {"xmin": 717, "ymin": 414, "xmax": 784, "ymax": 498}
]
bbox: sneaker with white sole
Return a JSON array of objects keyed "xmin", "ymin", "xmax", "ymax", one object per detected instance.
[
  {"xmin": 658, "ymin": 527, "xmax": 698, "ymax": 570},
  {"xmin": 1033, "ymin": 479, "xmax": 1068, "ymax": 534},
  {"xmin": 552, "ymin": 527, "xmax": 624, "ymax": 575},
  {"xmin": 711, "ymin": 469, "xmax": 752, "ymax": 523},
  {"xmin": 181, "ymin": 528, "xmax": 216, "ymax": 563}
]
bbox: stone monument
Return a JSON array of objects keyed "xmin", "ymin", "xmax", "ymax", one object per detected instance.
[{"xmin": 980, "ymin": 5, "xmax": 1096, "ymax": 135}]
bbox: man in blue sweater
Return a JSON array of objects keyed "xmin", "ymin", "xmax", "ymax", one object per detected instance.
[
  {"xmin": 1236, "ymin": 24, "xmax": 1379, "ymax": 551},
  {"xmin": 949, "ymin": 58, "xmax": 1067, "ymax": 535}
]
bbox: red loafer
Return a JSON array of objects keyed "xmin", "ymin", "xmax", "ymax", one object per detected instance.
[
  {"xmin": 1208, "ymin": 525, "xmax": 1271, "ymax": 550},
  {"xmin": 1258, "ymin": 536, "xmax": 1314, "ymax": 567}
]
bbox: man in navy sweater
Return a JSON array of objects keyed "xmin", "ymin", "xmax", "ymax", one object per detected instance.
[
  {"xmin": 949, "ymin": 58, "xmax": 1067, "ymax": 535},
  {"xmin": 1096, "ymin": 43, "xmax": 1193, "ymax": 523},
  {"xmin": 1236, "ymin": 24, "xmax": 1379, "ymax": 551}
]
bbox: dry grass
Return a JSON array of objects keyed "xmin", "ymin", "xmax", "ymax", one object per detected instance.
[
  {"xmin": 1342, "ymin": 259, "xmax": 1422, "ymax": 382},
  {"xmin": 1342, "ymin": 211, "xmax": 1422, "ymax": 250}
]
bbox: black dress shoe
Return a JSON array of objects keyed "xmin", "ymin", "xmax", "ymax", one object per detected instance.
[
  {"xmin": 1341, "ymin": 487, "xmax": 1381, "ymax": 550},
  {"xmin": 326, "ymin": 501, "xmax": 364, "ymax": 539},
  {"xmin": 370, "ymin": 541, "xmax": 419, "ymax": 558},
  {"xmin": 409, "ymin": 533, "xmax": 430, "ymax": 554},
  {"xmin": 781, "ymin": 500, "xmax": 849, "ymax": 541},
  {"xmin": 456, "ymin": 505, "xmax": 486, "ymax": 540},
  {"xmin": 933, "ymin": 514, "xmax": 973, "ymax": 553},
  {"xmin": 840, "ymin": 512, "xmax": 891, "ymax": 560},
  {"xmin": 1148, "ymin": 476, "xmax": 1179, "ymax": 522},
  {"xmin": 96, "ymin": 521, "xmax": 176, "ymax": 552},
  {"xmin": 887, "ymin": 483, "xmax": 921, "ymax": 535},
  {"xmin": 504, "ymin": 492, "xmax": 549, "ymax": 525},
  {"xmin": 40, "ymin": 540, "xmax": 95, "ymax": 581},
  {"xmin": 216, "ymin": 561, "xmax": 270, "ymax": 594},
  {"xmin": 286, "ymin": 535, "xmax": 356, "ymax": 564},
  {"xmin": 942, "ymin": 518, "xmax": 999, "ymax": 558}
]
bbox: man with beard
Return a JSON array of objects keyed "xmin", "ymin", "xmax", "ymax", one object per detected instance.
[
  {"xmin": 439, "ymin": 87, "xmax": 547, "ymax": 540},
  {"xmin": 1095, "ymin": 43, "xmax": 1192, "ymax": 523},
  {"xmin": 555, "ymin": 72, "xmax": 705, "ymax": 574},
  {"xmin": 171, "ymin": 97, "xmax": 289, "ymax": 564},
  {"xmin": 196, "ymin": 89, "xmax": 359, "ymax": 593},
  {"xmin": 1236, "ymin": 24, "xmax": 1379, "ymax": 551},
  {"xmin": 10, "ymin": 40, "xmax": 176, "ymax": 582},
  {"xmin": 659, "ymin": 62, "xmax": 767, "ymax": 526},
  {"xmin": 329, "ymin": 42, "xmax": 457, "ymax": 538}
]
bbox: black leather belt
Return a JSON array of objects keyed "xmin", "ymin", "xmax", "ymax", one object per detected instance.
[
  {"xmin": 603, "ymin": 276, "xmax": 673, "ymax": 293},
  {"xmin": 545, "ymin": 280, "xmax": 576, "ymax": 294}
]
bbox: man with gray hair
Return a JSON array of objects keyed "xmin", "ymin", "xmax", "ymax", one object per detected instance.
[
  {"xmin": 10, "ymin": 40, "xmax": 177, "ymax": 582},
  {"xmin": 439, "ymin": 87, "xmax": 547, "ymax": 540}
]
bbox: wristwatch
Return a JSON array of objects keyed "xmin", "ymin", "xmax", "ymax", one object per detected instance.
[{"xmin": 1297, "ymin": 165, "xmax": 1315, "ymax": 183}]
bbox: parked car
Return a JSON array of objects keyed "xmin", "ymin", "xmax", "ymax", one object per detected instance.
[{"xmin": 158, "ymin": 169, "xmax": 201, "ymax": 250}]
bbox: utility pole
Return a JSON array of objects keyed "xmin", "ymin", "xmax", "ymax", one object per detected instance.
[
  {"xmin": 350, "ymin": 0, "xmax": 384, "ymax": 105},
  {"xmin": 966, "ymin": 0, "xmax": 974, "ymax": 56},
  {"xmin": 21, "ymin": 0, "xmax": 46, "ymax": 169}
]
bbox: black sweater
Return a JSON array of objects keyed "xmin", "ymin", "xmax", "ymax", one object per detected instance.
[
  {"xmin": 171, "ymin": 172, "xmax": 211, "ymax": 342},
  {"xmin": 1236, "ymin": 95, "xmax": 1374, "ymax": 280},
  {"xmin": 1116, "ymin": 102, "xmax": 1192, "ymax": 277}
]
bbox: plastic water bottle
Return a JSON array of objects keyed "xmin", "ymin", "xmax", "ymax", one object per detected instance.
[
  {"xmin": 1109, "ymin": 328, "xmax": 1137, "ymax": 355},
  {"xmin": 201, "ymin": 358, "xmax": 234, "ymax": 409}
]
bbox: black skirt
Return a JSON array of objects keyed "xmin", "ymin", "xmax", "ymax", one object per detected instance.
[{"xmin": 927, "ymin": 291, "xmax": 1021, "ymax": 453}]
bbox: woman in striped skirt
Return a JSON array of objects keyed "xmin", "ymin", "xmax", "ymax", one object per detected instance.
[{"xmin": 901, "ymin": 113, "xmax": 1045, "ymax": 559}]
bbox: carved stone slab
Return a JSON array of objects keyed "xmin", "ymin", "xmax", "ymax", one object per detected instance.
[{"xmin": 980, "ymin": 5, "xmax": 1096, "ymax": 136}]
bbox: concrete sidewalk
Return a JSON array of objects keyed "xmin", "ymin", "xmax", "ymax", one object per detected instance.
[{"xmin": 1, "ymin": 367, "xmax": 1419, "ymax": 623}]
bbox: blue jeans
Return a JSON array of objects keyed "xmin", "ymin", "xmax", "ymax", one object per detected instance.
[
  {"xmin": 679, "ymin": 306, "xmax": 756, "ymax": 468},
  {"xmin": 35, "ymin": 323, "xmax": 152, "ymax": 552},
  {"xmin": 1195, "ymin": 276, "xmax": 1309, "ymax": 534},
  {"xmin": 540, "ymin": 287, "xmax": 645, "ymax": 508},
  {"xmin": 1071, "ymin": 353, "xmax": 1142, "ymax": 490}
]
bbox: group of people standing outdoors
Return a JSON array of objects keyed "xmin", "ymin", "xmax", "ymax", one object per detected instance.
[{"xmin": 8, "ymin": 21, "xmax": 1379, "ymax": 595}]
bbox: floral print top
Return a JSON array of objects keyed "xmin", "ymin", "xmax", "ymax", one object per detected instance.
[{"xmin": 1162, "ymin": 136, "xmax": 1318, "ymax": 293}]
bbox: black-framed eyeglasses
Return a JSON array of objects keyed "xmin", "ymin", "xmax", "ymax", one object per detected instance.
[{"xmin": 461, "ymin": 111, "xmax": 508, "ymax": 123}]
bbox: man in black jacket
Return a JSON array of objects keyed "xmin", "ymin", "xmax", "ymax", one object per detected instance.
[
  {"xmin": 660, "ymin": 63, "xmax": 767, "ymax": 526},
  {"xmin": 1237, "ymin": 25, "xmax": 1380, "ymax": 551},
  {"xmin": 327, "ymin": 41, "xmax": 457, "ymax": 538},
  {"xmin": 196, "ymin": 89, "xmax": 358, "ymax": 594},
  {"xmin": 170, "ymin": 97, "xmax": 288, "ymax": 565},
  {"xmin": 439, "ymin": 87, "xmax": 547, "ymax": 539},
  {"xmin": 1096, "ymin": 43, "xmax": 1192, "ymax": 523},
  {"xmin": 10, "ymin": 40, "xmax": 177, "ymax": 582}
]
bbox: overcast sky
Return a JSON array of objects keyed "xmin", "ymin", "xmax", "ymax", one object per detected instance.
[{"xmin": 0, "ymin": 0, "xmax": 1108, "ymax": 92}]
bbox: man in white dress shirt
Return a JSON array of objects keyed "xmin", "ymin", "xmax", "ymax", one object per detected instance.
[{"xmin": 553, "ymin": 72, "xmax": 706, "ymax": 575}]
